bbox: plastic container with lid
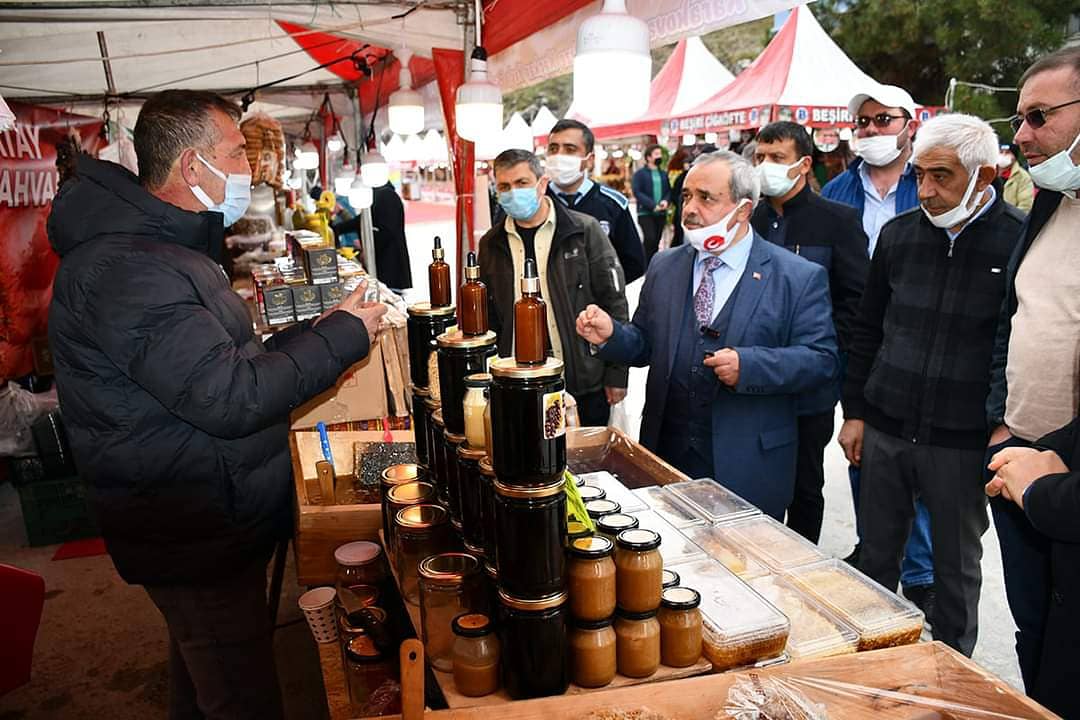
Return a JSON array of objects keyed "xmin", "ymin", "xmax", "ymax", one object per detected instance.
[
  {"xmin": 497, "ymin": 590, "xmax": 569, "ymax": 699},
  {"xmin": 659, "ymin": 587, "xmax": 703, "ymax": 667},
  {"xmin": 614, "ymin": 528, "xmax": 663, "ymax": 613},
  {"xmin": 665, "ymin": 478, "xmax": 760, "ymax": 525},
  {"xmin": 614, "ymin": 609, "xmax": 660, "ymax": 678},
  {"xmin": 672, "ymin": 559, "xmax": 789, "ymax": 671},
  {"xmin": 419, "ymin": 552, "xmax": 484, "ymax": 671},
  {"xmin": 784, "ymin": 559, "xmax": 925, "ymax": 651},
  {"xmin": 632, "ymin": 486, "xmax": 706, "ymax": 529},
  {"xmin": 569, "ymin": 617, "xmax": 616, "ymax": 688},
  {"xmin": 577, "ymin": 485, "xmax": 606, "ymax": 503},
  {"xmin": 747, "ymin": 574, "xmax": 859, "ymax": 660},
  {"xmin": 385, "ymin": 481, "xmax": 437, "ymax": 555},
  {"xmin": 630, "ymin": 509, "xmax": 706, "ymax": 567},
  {"xmin": 489, "ymin": 356, "xmax": 567, "ymax": 487},
  {"xmin": 584, "ymin": 498, "xmax": 621, "ymax": 521},
  {"xmin": 493, "ymin": 480, "xmax": 567, "ymax": 598},
  {"xmin": 722, "ymin": 515, "xmax": 826, "ymax": 572},
  {"xmin": 463, "ymin": 373, "xmax": 491, "ymax": 450},
  {"xmin": 456, "ymin": 444, "xmax": 488, "ymax": 554},
  {"xmin": 682, "ymin": 524, "xmax": 771, "ymax": 580},
  {"xmin": 662, "ymin": 568, "xmax": 680, "ymax": 589},
  {"xmin": 567, "ymin": 536, "xmax": 616, "ymax": 621},
  {"xmin": 334, "ymin": 541, "xmax": 387, "ymax": 613},
  {"xmin": 451, "ymin": 613, "xmax": 500, "ymax": 697},
  {"xmin": 595, "ymin": 512, "xmax": 638, "ymax": 542},
  {"xmin": 394, "ymin": 503, "xmax": 454, "ymax": 606},
  {"xmin": 578, "ymin": 471, "xmax": 647, "ymax": 513}
]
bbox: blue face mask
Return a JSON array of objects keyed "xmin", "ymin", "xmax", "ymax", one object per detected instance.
[
  {"xmin": 498, "ymin": 186, "xmax": 541, "ymax": 220},
  {"xmin": 189, "ymin": 153, "xmax": 252, "ymax": 227}
]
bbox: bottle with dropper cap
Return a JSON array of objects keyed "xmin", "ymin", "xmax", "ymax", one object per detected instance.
[
  {"xmin": 429, "ymin": 236, "xmax": 452, "ymax": 308},
  {"xmin": 514, "ymin": 258, "xmax": 547, "ymax": 365},
  {"xmin": 458, "ymin": 251, "xmax": 488, "ymax": 335}
]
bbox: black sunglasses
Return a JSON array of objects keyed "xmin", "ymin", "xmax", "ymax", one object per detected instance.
[
  {"xmin": 855, "ymin": 113, "xmax": 907, "ymax": 129},
  {"xmin": 1010, "ymin": 98, "xmax": 1080, "ymax": 132}
]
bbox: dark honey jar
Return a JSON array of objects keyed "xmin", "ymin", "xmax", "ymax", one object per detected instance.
[
  {"xmin": 406, "ymin": 302, "xmax": 456, "ymax": 389},
  {"xmin": 489, "ymin": 357, "xmax": 567, "ymax": 487},
  {"xmin": 436, "ymin": 330, "xmax": 498, "ymax": 436},
  {"xmin": 493, "ymin": 479, "xmax": 567, "ymax": 598},
  {"xmin": 430, "ymin": 409, "xmax": 448, "ymax": 507},
  {"xmin": 443, "ymin": 429, "xmax": 467, "ymax": 529},
  {"xmin": 457, "ymin": 444, "xmax": 488, "ymax": 555},
  {"xmin": 411, "ymin": 386, "xmax": 432, "ymax": 469},
  {"xmin": 478, "ymin": 458, "xmax": 498, "ymax": 563},
  {"xmin": 497, "ymin": 590, "xmax": 569, "ymax": 699}
]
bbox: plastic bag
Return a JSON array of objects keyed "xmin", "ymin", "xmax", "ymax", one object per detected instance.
[
  {"xmin": 608, "ymin": 398, "xmax": 634, "ymax": 436},
  {"xmin": 0, "ymin": 381, "xmax": 58, "ymax": 457},
  {"xmin": 724, "ymin": 675, "xmax": 828, "ymax": 720}
]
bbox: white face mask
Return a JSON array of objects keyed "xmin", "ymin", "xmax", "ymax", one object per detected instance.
[
  {"xmin": 683, "ymin": 199, "xmax": 750, "ymax": 255},
  {"xmin": 1028, "ymin": 129, "xmax": 1080, "ymax": 192},
  {"xmin": 997, "ymin": 153, "xmax": 1014, "ymax": 169},
  {"xmin": 545, "ymin": 153, "xmax": 585, "ymax": 188},
  {"xmin": 921, "ymin": 170, "xmax": 982, "ymax": 229},
  {"xmin": 189, "ymin": 153, "xmax": 252, "ymax": 227},
  {"xmin": 855, "ymin": 129, "xmax": 905, "ymax": 167},
  {"xmin": 756, "ymin": 159, "xmax": 805, "ymax": 197}
]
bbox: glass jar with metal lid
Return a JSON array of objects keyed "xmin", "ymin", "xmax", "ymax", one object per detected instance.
[
  {"xmin": 566, "ymin": 520, "xmax": 593, "ymax": 546},
  {"xmin": 343, "ymin": 634, "xmax": 400, "ymax": 712},
  {"xmin": 596, "ymin": 512, "xmax": 639, "ymax": 542},
  {"xmin": 411, "ymin": 386, "xmax": 432, "ymax": 469},
  {"xmin": 494, "ymin": 479, "xmax": 567, "ymax": 598},
  {"xmin": 385, "ymin": 481, "xmax": 436, "ymax": 555},
  {"xmin": 497, "ymin": 590, "xmax": 569, "ymax": 699},
  {"xmin": 463, "ymin": 373, "xmax": 491, "ymax": 451},
  {"xmin": 658, "ymin": 587, "xmax": 702, "ymax": 668},
  {"xmin": 406, "ymin": 302, "xmax": 456, "ymax": 389},
  {"xmin": 478, "ymin": 458, "xmax": 498, "ymax": 562},
  {"xmin": 443, "ymin": 429, "xmax": 467, "ymax": 529},
  {"xmin": 489, "ymin": 357, "xmax": 567, "ymax": 487},
  {"xmin": 567, "ymin": 536, "xmax": 616, "ymax": 621},
  {"xmin": 615, "ymin": 528, "xmax": 663, "ymax": 613},
  {"xmin": 577, "ymin": 485, "xmax": 606, "ymax": 504},
  {"xmin": 436, "ymin": 330, "xmax": 498, "ymax": 436},
  {"xmin": 394, "ymin": 504, "xmax": 454, "ymax": 606},
  {"xmin": 338, "ymin": 607, "xmax": 392, "ymax": 663},
  {"xmin": 615, "ymin": 608, "xmax": 661, "ymax": 678},
  {"xmin": 380, "ymin": 465, "xmax": 422, "ymax": 544},
  {"xmin": 335, "ymin": 541, "xmax": 387, "ymax": 612},
  {"xmin": 419, "ymin": 553, "xmax": 484, "ymax": 672},
  {"xmin": 569, "ymin": 617, "xmax": 616, "ymax": 688},
  {"xmin": 585, "ymin": 498, "xmax": 621, "ymax": 521},
  {"xmin": 451, "ymin": 613, "xmax": 500, "ymax": 697},
  {"xmin": 429, "ymin": 409, "xmax": 449, "ymax": 506},
  {"xmin": 482, "ymin": 560, "xmax": 499, "ymax": 618},
  {"xmin": 662, "ymin": 568, "xmax": 681, "ymax": 589},
  {"xmin": 456, "ymin": 443, "xmax": 488, "ymax": 554}
]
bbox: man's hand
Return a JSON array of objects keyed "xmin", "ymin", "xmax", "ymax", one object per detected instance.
[
  {"xmin": 316, "ymin": 280, "xmax": 388, "ymax": 340},
  {"xmin": 988, "ymin": 424, "xmax": 1012, "ymax": 447},
  {"xmin": 985, "ymin": 449, "xmax": 1069, "ymax": 509},
  {"xmin": 704, "ymin": 348, "xmax": 739, "ymax": 386},
  {"xmin": 657, "ymin": 200, "xmax": 670, "ymax": 211},
  {"xmin": 838, "ymin": 419, "xmax": 865, "ymax": 466},
  {"xmin": 576, "ymin": 304, "xmax": 614, "ymax": 345},
  {"xmin": 605, "ymin": 386, "xmax": 627, "ymax": 405}
]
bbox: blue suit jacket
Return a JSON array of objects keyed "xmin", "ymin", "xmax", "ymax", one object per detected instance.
[{"xmin": 598, "ymin": 234, "xmax": 839, "ymax": 518}]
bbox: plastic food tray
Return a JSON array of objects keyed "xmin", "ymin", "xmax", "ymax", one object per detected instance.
[
  {"xmin": 682, "ymin": 524, "xmax": 771, "ymax": 580},
  {"xmin": 629, "ymin": 509, "xmax": 707, "ymax": 567},
  {"xmin": 722, "ymin": 515, "xmax": 827, "ymax": 572},
  {"xmin": 785, "ymin": 559, "xmax": 925, "ymax": 651},
  {"xmin": 577, "ymin": 470, "xmax": 648, "ymax": 513},
  {"xmin": 748, "ymin": 574, "xmax": 859, "ymax": 660},
  {"xmin": 673, "ymin": 558, "xmax": 789, "ymax": 671},
  {"xmin": 631, "ymin": 486, "xmax": 706, "ymax": 529},
  {"xmin": 666, "ymin": 478, "xmax": 760, "ymax": 525}
]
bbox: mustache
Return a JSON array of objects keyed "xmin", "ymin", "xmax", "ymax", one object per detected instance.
[{"xmin": 683, "ymin": 212, "xmax": 702, "ymax": 227}]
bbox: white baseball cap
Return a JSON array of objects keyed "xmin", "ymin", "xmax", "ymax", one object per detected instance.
[{"xmin": 848, "ymin": 84, "xmax": 917, "ymax": 120}]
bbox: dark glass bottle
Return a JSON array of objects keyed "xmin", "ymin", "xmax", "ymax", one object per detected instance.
[
  {"xmin": 514, "ymin": 258, "xmax": 547, "ymax": 365},
  {"xmin": 458, "ymin": 251, "xmax": 488, "ymax": 336},
  {"xmin": 429, "ymin": 236, "xmax": 452, "ymax": 308}
]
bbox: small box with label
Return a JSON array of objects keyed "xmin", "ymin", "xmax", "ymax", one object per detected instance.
[
  {"xmin": 263, "ymin": 286, "xmax": 295, "ymax": 326},
  {"xmin": 292, "ymin": 284, "xmax": 323, "ymax": 321}
]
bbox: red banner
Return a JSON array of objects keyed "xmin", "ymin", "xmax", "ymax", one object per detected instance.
[
  {"xmin": 0, "ymin": 103, "xmax": 104, "ymax": 379},
  {"xmin": 432, "ymin": 48, "xmax": 475, "ymax": 288}
]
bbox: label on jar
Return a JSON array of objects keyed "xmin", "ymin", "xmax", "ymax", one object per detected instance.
[{"xmin": 542, "ymin": 391, "xmax": 566, "ymax": 440}]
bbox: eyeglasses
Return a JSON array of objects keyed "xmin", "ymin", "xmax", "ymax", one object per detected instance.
[
  {"xmin": 855, "ymin": 113, "xmax": 907, "ymax": 129},
  {"xmin": 1009, "ymin": 99, "xmax": 1080, "ymax": 132}
]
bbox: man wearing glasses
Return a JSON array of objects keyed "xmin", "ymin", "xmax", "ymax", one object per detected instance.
[
  {"xmin": 986, "ymin": 45, "xmax": 1080, "ymax": 698},
  {"xmin": 825, "ymin": 85, "xmax": 935, "ymax": 619}
]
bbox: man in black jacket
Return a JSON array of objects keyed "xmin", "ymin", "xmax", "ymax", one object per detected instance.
[
  {"xmin": 331, "ymin": 181, "xmax": 413, "ymax": 291},
  {"xmin": 479, "ymin": 148, "xmax": 629, "ymax": 426},
  {"xmin": 840, "ymin": 113, "xmax": 1023, "ymax": 655},
  {"xmin": 984, "ymin": 45, "xmax": 1080, "ymax": 693},
  {"xmin": 47, "ymin": 90, "xmax": 385, "ymax": 720},
  {"xmin": 750, "ymin": 121, "xmax": 870, "ymax": 544}
]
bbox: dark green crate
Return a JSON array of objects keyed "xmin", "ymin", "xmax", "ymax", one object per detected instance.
[{"xmin": 16, "ymin": 475, "xmax": 99, "ymax": 547}]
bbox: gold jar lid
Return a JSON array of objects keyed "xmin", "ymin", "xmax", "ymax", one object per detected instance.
[
  {"xmin": 387, "ymin": 481, "xmax": 435, "ymax": 504},
  {"xmin": 411, "ymin": 385, "xmax": 432, "ymax": 398},
  {"xmin": 424, "ymin": 397, "xmax": 440, "ymax": 411},
  {"xmin": 408, "ymin": 302, "xmax": 456, "ymax": 318},
  {"xmin": 465, "ymin": 372, "xmax": 492, "ymax": 388},
  {"xmin": 418, "ymin": 552, "xmax": 480, "ymax": 583},
  {"xmin": 437, "ymin": 329, "xmax": 497, "ymax": 349},
  {"xmin": 498, "ymin": 589, "xmax": 567, "ymax": 612},
  {"xmin": 432, "ymin": 409, "xmax": 445, "ymax": 428},
  {"xmin": 395, "ymin": 503, "xmax": 448, "ymax": 529},
  {"xmin": 444, "ymin": 430, "xmax": 467, "ymax": 444},
  {"xmin": 457, "ymin": 445, "xmax": 487, "ymax": 461},
  {"xmin": 479, "ymin": 458, "xmax": 495, "ymax": 477},
  {"xmin": 494, "ymin": 478, "xmax": 566, "ymax": 499},
  {"xmin": 489, "ymin": 356, "xmax": 564, "ymax": 380},
  {"xmin": 381, "ymin": 464, "xmax": 419, "ymax": 484}
]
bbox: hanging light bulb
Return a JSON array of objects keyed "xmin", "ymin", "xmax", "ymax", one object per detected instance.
[
  {"xmin": 682, "ymin": 133, "xmax": 697, "ymax": 146},
  {"xmin": 326, "ymin": 133, "xmax": 345, "ymax": 153},
  {"xmin": 348, "ymin": 176, "xmax": 374, "ymax": 209},
  {"xmin": 286, "ymin": 166, "xmax": 304, "ymax": 190},
  {"xmin": 295, "ymin": 139, "xmax": 320, "ymax": 170},
  {"xmin": 455, "ymin": 47, "xmax": 503, "ymax": 142},
  {"xmin": 360, "ymin": 150, "xmax": 390, "ymax": 187},
  {"xmin": 573, "ymin": 0, "xmax": 650, "ymax": 124},
  {"xmin": 388, "ymin": 49, "xmax": 425, "ymax": 136}
]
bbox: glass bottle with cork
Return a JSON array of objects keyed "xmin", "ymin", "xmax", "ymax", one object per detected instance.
[
  {"xmin": 429, "ymin": 236, "xmax": 452, "ymax": 308},
  {"xmin": 458, "ymin": 252, "xmax": 488, "ymax": 335},
  {"xmin": 514, "ymin": 258, "xmax": 547, "ymax": 365}
]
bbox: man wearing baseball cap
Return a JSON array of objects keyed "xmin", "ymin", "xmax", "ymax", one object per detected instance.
[{"xmin": 824, "ymin": 84, "xmax": 935, "ymax": 617}]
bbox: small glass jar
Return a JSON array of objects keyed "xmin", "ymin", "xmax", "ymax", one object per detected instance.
[
  {"xmin": 430, "ymin": 409, "xmax": 449, "ymax": 506},
  {"xmin": 585, "ymin": 498, "xmax": 621, "ymax": 521},
  {"xmin": 615, "ymin": 609, "xmax": 661, "ymax": 678},
  {"xmin": 385, "ymin": 481, "xmax": 436, "ymax": 555},
  {"xmin": 662, "ymin": 568, "xmax": 681, "ymax": 589},
  {"xmin": 443, "ymin": 430, "xmax": 467, "ymax": 529},
  {"xmin": 615, "ymin": 528, "xmax": 663, "ymax": 613},
  {"xmin": 567, "ymin": 536, "xmax": 616, "ymax": 622},
  {"xmin": 569, "ymin": 617, "xmax": 617, "ymax": 688},
  {"xmin": 596, "ymin": 513, "xmax": 639, "ymax": 543},
  {"xmin": 578, "ymin": 485, "xmax": 606, "ymax": 503},
  {"xmin": 478, "ymin": 458, "xmax": 498, "ymax": 562},
  {"xmin": 451, "ymin": 613, "xmax": 500, "ymax": 697},
  {"xmin": 344, "ymin": 635, "xmax": 400, "ymax": 713},
  {"xmin": 659, "ymin": 587, "xmax": 703, "ymax": 668},
  {"xmin": 394, "ymin": 504, "xmax": 453, "ymax": 606},
  {"xmin": 494, "ymin": 480, "xmax": 567, "ymax": 598},
  {"xmin": 335, "ymin": 541, "xmax": 387, "ymax": 613},
  {"xmin": 381, "ymin": 464, "xmax": 422, "ymax": 544},
  {"xmin": 457, "ymin": 444, "xmax": 488, "ymax": 554},
  {"xmin": 419, "ymin": 552, "xmax": 484, "ymax": 672},
  {"xmin": 338, "ymin": 607, "xmax": 391, "ymax": 663},
  {"xmin": 498, "ymin": 590, "xmax": 569, "ymax": 699},
  {"xmin": 566, "ymin": 520, "xmax": 593, "ymax": 546},
  {"xmin": 463, "ymin": 374, "xmax": 491, "ymax": 451}
]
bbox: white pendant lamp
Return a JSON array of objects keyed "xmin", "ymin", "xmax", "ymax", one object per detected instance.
[
  {"xmin": 388, "ymin": 49, "xmax": 426, "ymax": 136},
  {"xmin": 704, "ymin": 132, "xmax": 719, "ymax": 144},
  {"xmin": 360, "ymin": 150, "xmax": 390, "ymax": 187},
  {"xmin": 348, "ymin": 177, "xmax": 374, "ymax": 209},
  {"xmin": 682, "ymin": 133, "xmax": 697, "ymax": 146},
  {"xmin": 294, "ymin": 140, "xmax": 320, "ymax": 170},
  {"xmin": 326, "ymin": 133, "xmax": 345, "ymax": 153},
  {"xmin": 402, "ymin": 133, "xmax": 425, "ymax": 163},
  {"xmin": 573, "ymin": 0, "xmax": 650, "ymax": 124},
  {"xmin": 455, "ymin": 47, "xmax": 503, "ymax": 142}
]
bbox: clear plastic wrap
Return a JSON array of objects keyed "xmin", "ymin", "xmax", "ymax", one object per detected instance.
[
  {"xmin": 630, "ymin": 509, "xmax": 707, "ymax": 566},
  {"xmin": 683, "ymin": 524, "xmax": 771, "ymax": 580},
  {"xmin": 723, "ymin": 675, "xmax": 827, "ymax": 720},
  {"xmin": 666, "ymin": 479, "xmax": 760, "ymax": 525},
  {"xmin": 632, "ymin": 486, "xmax": 707, "ymax": 529},
  {"xmin": 722, "ymin": 516, "xmax": 826, "ymax": 572},
  {"xmin": 747, "ymin": 575, "xmax": 858, "ymax": 661},
  {"xmin": 578, "ymin": 470, "xmax": 649, "ymax": 513}
]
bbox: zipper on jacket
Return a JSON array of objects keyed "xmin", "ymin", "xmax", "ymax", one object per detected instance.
[
  {"xmin": 912, "ymin": 242, "xmax": 953, "ymax": 441},
  {"xmin": 795, "ymin": 243, "xmax": 801, "ymax": 256},
  {"xmin": 947, "ymin": 236, "xmax": 956, "ymax": 258}
]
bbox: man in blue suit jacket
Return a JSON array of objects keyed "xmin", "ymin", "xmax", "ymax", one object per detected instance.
[{"xmin": 577, "ymin": 150, "xmax": 839, "ymax": 518}]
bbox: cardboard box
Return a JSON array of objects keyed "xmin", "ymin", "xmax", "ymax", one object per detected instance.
[
  {"xmin": 292, "ymin": 284, "xmax": 322, "ymax": 321},
  {"xmin": 320, "ymin": 283, "xmax": 344, "ymax": 310},
  {"xmin": 262, "ymin": 286, "xmax": 295, "ymax": 326},
  {"xmin": 287, "ymin": 230, "xmax": 339, "ymax": 286},
  {"xmin": 290, "ymin": 342, "xmax": 389, "ymax": 429}
]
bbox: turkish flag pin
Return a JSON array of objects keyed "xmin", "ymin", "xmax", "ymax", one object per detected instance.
[{"xmin": 752, "ymin": 271, "xmax": 762, "ymax": 280}]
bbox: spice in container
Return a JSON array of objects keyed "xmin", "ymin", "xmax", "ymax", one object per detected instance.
[
  {"xmin": 567, "ymin": 536, "xmax": 616, "ymax": 622},
  {"xmin": 513, "ymin": 258, "xmax": 547, "ymax": 365},
  {"xmin": 614, "ymin": 608, "xmax": 661, "ymax": 678},
  {"xmin": 419, "ymin": 553, "xmax": 484, "ymax": 672},
  {"xmin": 569, "ymin": 617, "xmax": 617, "ymax": 688},
  {"xmin": 451, "ymin": 613, "xmax": 500, "ymax": 697},
  {"xmin": 458, "ymin": 252, "xmax": 489, "ymax": 335},
  {"xmin": 658, "ymin": 587, "xmax": 703, "ymax": 667},
  {"xmin": 463, "ymin": 373, "xmax": 491, "ymax": 452},
  {"xmin": 615, "ymin": 528, "xmax": 663, "ymax": 613},
  {"xmin": 429, "ymin": 236, "xmax": 452, "ymax": 307}
]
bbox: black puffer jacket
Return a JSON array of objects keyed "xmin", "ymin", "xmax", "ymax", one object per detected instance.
[{"xmin": 48, "ymin": 156, "xmax": 371, "ymax": 586}]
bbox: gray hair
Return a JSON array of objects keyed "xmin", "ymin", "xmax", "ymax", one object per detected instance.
[
  {"xmin": 1020, "ymin": 45, "xmax": 1080, "ymax": 91},
  {"xmin": 912, "ymin": 113, "xmax": 998, "ymax": 174},
  {"xmin": 492, "ymin": 148, "xmax": 544, "ymax": 180},
  {"xmin": 692, "ymin": 149, "xmax": 761, "ymax": 206},
  {"xmin": 134, "ymin": 90, "xmax": 241, "ymax": 189}
]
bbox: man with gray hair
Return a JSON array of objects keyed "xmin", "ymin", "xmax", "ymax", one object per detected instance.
[
  {"xmin": 841, "ymin": 113, "xmax": 1024, "ymax": 655},
  {"xmin": 576, "ymin": 150, "xmax": 838, "ymax": 518}
]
